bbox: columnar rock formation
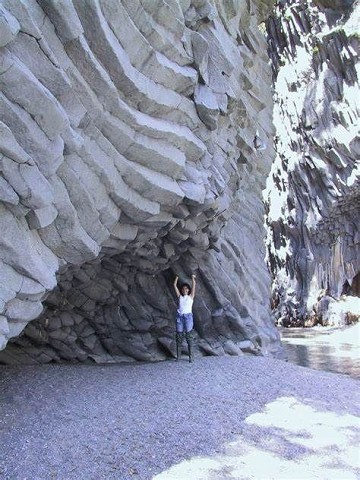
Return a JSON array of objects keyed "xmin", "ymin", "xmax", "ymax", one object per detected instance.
[
  {"xmin": 0, "ymin": 0, "xmax": 281, "ymax": 363},
  {"xmin": 265, "ymin": 0, "xmax": 359, "ymax": 326}
]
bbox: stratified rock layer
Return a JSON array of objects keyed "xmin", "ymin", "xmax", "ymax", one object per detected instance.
[
  {"xmin": 0, "ymin": 0, "xmax": 281, "ymax": 363},
  {"xmin": 265, "ymin": 0, "xmax": 359, "ymax": 326}
]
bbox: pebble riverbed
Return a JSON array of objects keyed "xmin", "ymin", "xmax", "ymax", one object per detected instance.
[{"xmin": 1, "ymin": 355, "xmax": 359, "ymax": 479}]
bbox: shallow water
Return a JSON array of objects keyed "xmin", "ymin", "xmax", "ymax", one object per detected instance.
[{"xmin": 280, "ymin": 323, "xmax": 360, "ymax": 378}]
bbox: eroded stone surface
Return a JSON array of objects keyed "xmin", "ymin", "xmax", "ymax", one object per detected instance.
[
  {"xmin": 0, "ymin": 0, "xmax": 281, "ymax": 363},
  {"xmin": 265, "ymin": 0, "xmax": 360, "ymax": 326}
]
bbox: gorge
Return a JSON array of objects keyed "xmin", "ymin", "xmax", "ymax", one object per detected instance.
[{"xmin": 0, "ymin": 0, "xmax": 358, "ymax": 364}]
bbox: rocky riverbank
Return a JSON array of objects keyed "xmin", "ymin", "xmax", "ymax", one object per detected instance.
[{"xmin": 1, "ymin": 355, "xmax": 359, "ymax": 480}]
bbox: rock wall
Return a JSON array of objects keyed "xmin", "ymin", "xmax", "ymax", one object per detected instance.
[
  {"xmin": 265, "ymin": 0, "xmax": 360, "ymax": 326},
  {"xmin": 0, "ymin": 0, "xmax": 281, "ymax": 363}
]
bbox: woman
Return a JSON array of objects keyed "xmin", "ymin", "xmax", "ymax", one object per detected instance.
[{"xmin": 173, "ymin": 274, "xmax": 196, "ymax": 362}]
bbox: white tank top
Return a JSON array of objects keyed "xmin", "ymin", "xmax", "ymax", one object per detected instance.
[{"xmin": 178, "ymin": 295, "xmax": 193, "ymax": 314}]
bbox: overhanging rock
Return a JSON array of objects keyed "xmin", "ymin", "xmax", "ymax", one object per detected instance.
[{"xmin": 0, "ymin": 0, "xmax": 281, "ymax": 363}]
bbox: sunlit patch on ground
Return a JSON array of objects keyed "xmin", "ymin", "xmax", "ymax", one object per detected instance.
[{"xmin": 154, "ymin": 396, "xmax": 360, "ymax": 480}]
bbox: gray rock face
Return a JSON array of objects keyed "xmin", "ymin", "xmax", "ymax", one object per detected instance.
[
  {"xmin": 0, "ymin": 0, "xmax": 281, "ymax": 363},
  {"xmin": 265, "ymin": 0, "xmax": 360, "ymax": 326}
]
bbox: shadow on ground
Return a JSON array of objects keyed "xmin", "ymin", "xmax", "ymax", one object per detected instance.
[
  {"xmin": 154, "ymin": 396, "xmax": 360, "ymax": 479},
  {"xmin": 0, "ymin": 356, "xmax": 359, "ymax": 479}
]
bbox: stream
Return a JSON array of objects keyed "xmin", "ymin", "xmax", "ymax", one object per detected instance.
[{"xmin": 280, "ymin": 323, "xmax": 360, "ymax": 378}]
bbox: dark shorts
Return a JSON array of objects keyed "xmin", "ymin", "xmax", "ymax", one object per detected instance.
[{"xmin": 176, "ymin": 313, "xmax": 193, "ymax": 333}]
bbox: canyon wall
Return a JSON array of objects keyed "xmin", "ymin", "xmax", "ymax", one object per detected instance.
[
  {"xmin": 0, "ymin": 0, "xmax": 281, "ymax": 363},
  {"xmin": 266, "ymin": 0, "xmax": 359, "ymax": 326}
]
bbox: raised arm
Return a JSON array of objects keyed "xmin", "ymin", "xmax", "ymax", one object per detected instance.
[
  {"xmin": 173, "ymin": 275, "xmax": 180, "ymax": 298},
  {"xmin": 190, "ymin": 274, "xmax": 196, "ymax": 298}
]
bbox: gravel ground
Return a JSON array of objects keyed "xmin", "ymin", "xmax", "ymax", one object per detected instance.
[{"xmin": 0, "ymin": 355, "xmax": 359, "ymax": 480}]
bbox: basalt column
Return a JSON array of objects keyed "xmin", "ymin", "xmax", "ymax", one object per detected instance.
[
  {"xmin": 0, "ymin": 0, "xmax": 281, "ymax": 363},
  {"xmin": 265, "ymin": 0, "xmax": 359, "ymax": 326}
]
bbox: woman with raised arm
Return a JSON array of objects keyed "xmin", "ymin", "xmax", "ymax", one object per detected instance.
[{"xmin": 173, "ymin": 274, "xmax": 196, "ymax": 363}]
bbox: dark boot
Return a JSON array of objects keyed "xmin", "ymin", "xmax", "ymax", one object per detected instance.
[
  {"xmin": 185, "ymin": 331, "xmax": 193, "ymax": 363},
  {"xmin": 176, "ymin": 332, "xmax": 183, "ymax": 361}
]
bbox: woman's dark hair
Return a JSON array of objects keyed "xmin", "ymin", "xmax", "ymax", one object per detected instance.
[{"xmin": 180, "ymin": 283, "xmax": 191, "ymax": 295}]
